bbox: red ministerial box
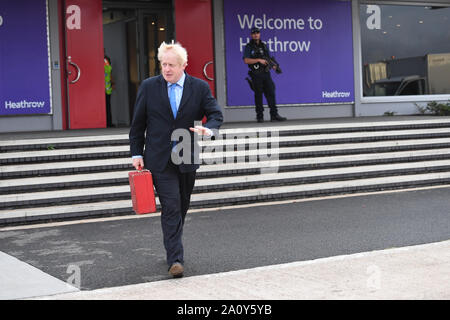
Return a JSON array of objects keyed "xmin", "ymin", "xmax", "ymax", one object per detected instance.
[{"xmin": 128, "ymin": 169, "xmax": 156, "ymax": 214}]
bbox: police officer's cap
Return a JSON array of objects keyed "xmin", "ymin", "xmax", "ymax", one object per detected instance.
[{"xmin": 251, "ymin": 27, "xmax": 260, "ymax": 34}]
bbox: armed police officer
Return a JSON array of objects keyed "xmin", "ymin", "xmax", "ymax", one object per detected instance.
[{"xmin": 243, "ymin": 27, "xmax": 286, "ymax": 123}]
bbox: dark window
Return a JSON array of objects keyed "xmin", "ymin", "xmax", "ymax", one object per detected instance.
[{"xmin": 360, "ymin": 4, "xmax": 450, "ymax": 96}]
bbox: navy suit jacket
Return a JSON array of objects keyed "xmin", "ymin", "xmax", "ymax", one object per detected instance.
[{"xmin": 129, "ymin": 73, "xmax": 223, "ymax": 173}]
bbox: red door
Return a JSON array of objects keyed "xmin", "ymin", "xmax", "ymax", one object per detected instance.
[
  {"xmin": 64, "ymin": 0, "xmax": 105, "ymax": 129},
  {"xmin": 175, "ymin": 0, "xmax": 215, "ymax": 97}
]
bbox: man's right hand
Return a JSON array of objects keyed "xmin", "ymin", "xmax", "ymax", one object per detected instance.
[
  {"xmin": 244, "ymin": 58, "xmax": 268, "ymax": 66},
  {"xmin": 259, "ymin": 59, "xmax": 268, "ymax": 65},
  {"xmin": 132, "ymin": 157, "xmax": 144, "ymax": 170}
]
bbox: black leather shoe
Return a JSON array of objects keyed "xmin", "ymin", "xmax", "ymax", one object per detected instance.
[
  {"xmin": 271, "ymin": 114, "xmax": 287, "ymax": 122},
  {"xmin": 257, "ymin": 117, "xmax": 264, "ymax": 123},
  {"xmin": 168, "ymin": 262, "xmax": 184, "ymax": 278}
]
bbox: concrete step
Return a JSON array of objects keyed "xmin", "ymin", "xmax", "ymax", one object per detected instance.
[
  {"xmin": 4, "ymin": 135, "xmax": 450, "ymax": 167},
  {"xmin": 0, "ymin": 145, "xmax": 130, "ymax": 164},
  {"xmin": 3, "ymin": 127, "xmax": 450, "ymax": 164},
  {"xmin": 200, "ymin": 138, "xmax": 450, "ymax": 165},
  {"xmin": 0, "ymin": 134, "xmax": 128, "ymax": 151},
  {"xmin": 2, "ymin": 118, "xmax": 450, "ymax": 151},
  {"xmin": 3, "ymin": 153, "xmax": 450, "ymax": 194},
  {"xmin": 0, "ymin": 158, "xmax": 131, "ymax": 179},
  {"xmin": 199, "ymin": 147, "xmax": 450, "ymax": 175},
  {"xmin": 1, "ymin": 171, "xmax": 450, "ymax": 224},
  {"xmin": 215, "ymin": 128, "xmax": 450, "ymax": 145},
  {"xmin": 0, "ymin": 200, "xmax": 135, "ymax": 224},
  {"xmin": 0, "ymin": 124, "xmax": 450, "ymax": 156},
  {"xmin": 3, "ymin": 147, "xmax": 450, "ymax": 180},
  {"xmin": 2, "ymin": 118, "xmax": 450, "ymax": 225},
  {"xmin": 0, "ymin": 171, "xmax": 130, "ymax": 193},
  {"xmin": 192, "ymin": 172, "xmax": 450, "ymax": 208},
  {"xmin": 194, "ymin": 159, "xmax": 450, "ymax": 193},
  {"xmin": 2, "ymin": 159, "xmax": 450, "ymax": 209}
]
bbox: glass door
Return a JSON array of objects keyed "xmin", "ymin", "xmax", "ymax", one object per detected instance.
[
  {"xmin": 138, "ymin": 10, "xmax": 171, "ymax": 81},
  {"xmin": 102, "ymin": 4, "xmax": 173, "ymax": 125}
]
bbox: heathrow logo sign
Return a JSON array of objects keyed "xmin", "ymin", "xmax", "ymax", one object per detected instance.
[
  {"xmin": 224, "ymin": 0, "xmax": 355, "ymax": 107},
  {"xmin": 0, "ymin": 0, "xmax": 51, "ymax": 116}
]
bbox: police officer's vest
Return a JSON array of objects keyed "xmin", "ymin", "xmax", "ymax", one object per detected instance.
[
  {"xmin": 104, "ymin": 58, "xmax": 112, "ymax": 95},
  {"xmin": 246, "ymin": 40, "xmax": 270, "ymax": 73}
]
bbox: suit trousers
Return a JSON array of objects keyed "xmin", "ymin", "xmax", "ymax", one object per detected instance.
[
  {"xmin": 250, "ymin": 71, "xmax": 278, "ymax": 118},
  {"xmin": 152, "ymin": 158, "xmax": 196, "ymax": 266}
]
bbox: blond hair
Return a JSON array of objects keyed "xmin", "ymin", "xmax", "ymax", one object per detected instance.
[{"xmin": 157, "ymin": 41, "xmax": 188, "ymax": 66}]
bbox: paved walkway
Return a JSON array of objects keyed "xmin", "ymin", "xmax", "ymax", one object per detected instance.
[
  {"xmin": 0, "ymin": 251, "xmax": 78, "ymax": 300},
  {"xmin": 29, "ymin": 239, "xmax": 450, "ymax": 300}
]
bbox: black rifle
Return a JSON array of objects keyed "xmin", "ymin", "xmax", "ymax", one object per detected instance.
[
  {"xmin": 246, "ymin": 56, "xmax": 282, "ymax": 91},
  {"xmin": 264, "ymin": 56, "xmax": 282, "ymax": 74}
]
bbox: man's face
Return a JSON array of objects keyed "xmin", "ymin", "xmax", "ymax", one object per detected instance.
[
  {"xmin": 251, "ymin": 31, "xmax": 260, "ymax": 41},
  {"xmin": 161, "ymin": 50, "xmax": 186, "ymax": 84}
]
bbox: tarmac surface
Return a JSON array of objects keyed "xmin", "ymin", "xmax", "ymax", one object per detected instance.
[{"xmin": 0, "ymin": 186, "xmax": 449, "ymax": 300}]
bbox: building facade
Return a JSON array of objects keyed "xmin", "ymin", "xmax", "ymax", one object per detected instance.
[{"xmin": 1, "ymin": 0, "xmax": 450, "ymax": 133}]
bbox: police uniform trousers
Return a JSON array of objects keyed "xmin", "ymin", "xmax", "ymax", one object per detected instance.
[
  {"xmin": 250, "ymin": 71, "xmax": 278, "ymax": 118},
  {"xmin": 151, "ymin": 158, "xmax": 196, "ymax": 267}
]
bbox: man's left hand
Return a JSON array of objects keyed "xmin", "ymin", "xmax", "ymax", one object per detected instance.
[{"xmin": 189, "ymin": 125, "xmax": 212, "ymax": 136}]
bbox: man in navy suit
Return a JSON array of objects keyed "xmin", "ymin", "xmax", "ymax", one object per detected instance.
[{"xmin": 129, "ymin": 42, "xmax": 223, "ymax": 278}]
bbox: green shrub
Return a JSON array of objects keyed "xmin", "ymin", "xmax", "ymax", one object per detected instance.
[{"xmin": 416, "ymin": 101, "xmax": 450, "ymax": 116}]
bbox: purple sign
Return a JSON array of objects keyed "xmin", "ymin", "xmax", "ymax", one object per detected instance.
[
  {"xmin": 224, "ymin": 0, "xmax": 354, "ymax": 106},
  {"xmin": 0, "ymin": 0, "xmax": 51, "ymax": 115}
]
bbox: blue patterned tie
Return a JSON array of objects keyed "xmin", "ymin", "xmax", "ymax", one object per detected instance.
[{"xmin": 169, "ymin": 83, "xmax": 178, "ymax": 119}]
